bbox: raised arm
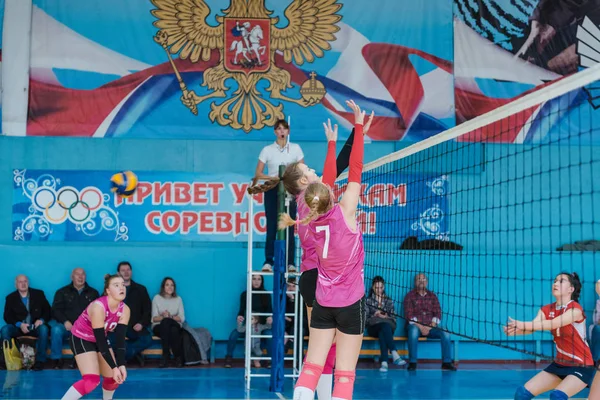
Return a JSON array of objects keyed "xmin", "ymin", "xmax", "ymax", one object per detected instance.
[
  {"xmin": 340, "ymin": 100, "xmax": 371, "ymax": 227},
  {"xmin": 323, "ymin": 110, "xmax": 375, "ymax": 187},
  {"xmin": 321, "ymin": 119, "xmax": 338, "ymax": 187},
  {"xmin": 335, "ymin": 112, "xmax": 374, "ymax": 178}
]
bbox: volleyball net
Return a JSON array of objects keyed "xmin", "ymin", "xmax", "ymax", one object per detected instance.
[{"xmin": 335, "ymin": 64, "xmax": 600, "ymax": 362}]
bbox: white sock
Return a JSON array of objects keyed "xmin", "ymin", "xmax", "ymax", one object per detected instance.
[
  {"xmin": 61, "ymin": 386, "xmax": 83, "ymax": 400},
  {"xmin": 103, "ymin": 388, "xmax": 116, "ymax": 400},
  {"xmin": 381, "ymin": 361, "xmax": 388, "ymax": 368},
  {"xmin": 315, "ymin": 373, "xmax": 333, "ymax": 400},
  {"xmin": 293, "ymin": 386, "xmax": 315, "ymax": 400},
  {"xmin": 391, "ymin": 350, "xmax": 400, "ymax": 361}
]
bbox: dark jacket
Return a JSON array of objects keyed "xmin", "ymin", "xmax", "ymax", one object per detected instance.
[
  {"xmin": 124, "ymin": 280, "xmax": 152, "ymax": 333},
  {"xmin": 52, "ymin": 283, "xmax": 99, "ymax": 324},
  {"xmin": 237, "ymin": 291, "xmax": 272, "ymax": 324},
  {"xmin": 4, "ymin": 288, "xmax": 51, "ymax": 326}
]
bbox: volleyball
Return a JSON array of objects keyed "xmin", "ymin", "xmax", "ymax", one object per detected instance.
[{"xmin": 110, "ymin": 171, "xmax": 138, "ymax": 197}]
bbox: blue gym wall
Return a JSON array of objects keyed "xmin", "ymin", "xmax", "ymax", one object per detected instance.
[
  {"xmin": 0, "ymin": 136, "xmax": 400, "ymax": 356},
  {"xmin": 1, "ymin": 136, "xmax": 599, "ymax": 361}
]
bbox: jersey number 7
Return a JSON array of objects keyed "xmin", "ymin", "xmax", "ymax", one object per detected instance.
[{"xmin": 316, "ymin": 225, "xmax": 330, "ymax": 259}]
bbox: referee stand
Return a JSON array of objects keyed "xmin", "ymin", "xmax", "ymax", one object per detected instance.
[{"xmin": 245, "ymin": 165, "xmax": 302, "ymax": 392}]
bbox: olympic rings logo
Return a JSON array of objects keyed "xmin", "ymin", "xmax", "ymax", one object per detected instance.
[{"xmin": 32, "ymin": 186, "xmax": 104, "ymax": 225}]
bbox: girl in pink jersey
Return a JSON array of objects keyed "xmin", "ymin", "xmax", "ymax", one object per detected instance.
[
  {"xmin": 280, "ymin": 100, "xmax": 368, "ymax": 400},
  {"xmin": 61, "ymin": 274, "xmax": 130, "ymax": 400},
  {"xmin": 504, "ymin": 272, "xmax": 596, "ymax": 400},
  {"xmin": 248, "ymin": 113, "xmax": 373, "ymax": 399}
]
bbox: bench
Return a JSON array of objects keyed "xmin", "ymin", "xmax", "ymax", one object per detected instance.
[
  {"xmin": 21, "ymin": 333, "xmax": 461, "ymax": 364},
  {"xmin": 294, "ymin": 335, "xmax": 459, "ymax": 361},
  {"xmin": 19, "ymin": 335, "xmax": 206, "ymax": 361}
]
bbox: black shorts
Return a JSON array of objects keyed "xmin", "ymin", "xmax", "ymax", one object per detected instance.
[
  {"xmin": 544, "ymin": 362, "xmax": 596, "ymax": 387},
  {"xmin": 70, "ymin": 335, "xmax": 101, "ymax": 356},
  {"xmin": 311, "ymin": 296, "xmax": 366, "ymax": 335},
  {"xmin": 299, "ymin": 269, "xmax": 318, "ymax": 307}
]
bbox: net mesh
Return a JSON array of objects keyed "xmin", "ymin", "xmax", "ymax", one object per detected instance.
[{"xmin": 336, "ymin": 65, "xmax": 600, "ymax": 363}]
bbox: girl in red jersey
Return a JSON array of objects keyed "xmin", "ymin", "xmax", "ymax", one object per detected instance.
[
  {"xmin": 248, "ymin": 112, "xmax": 373, "ymax": 399},
  {"xmin": 61, "ymin": 274, "xmax": 130, "ymax": 400},
  {"xmin": 280, "ymin": 100, "xmax": 368, "ymax": 400},
  {"xmin": 504, "ymin": 272, "xmax": 596, "ymax": 400}
]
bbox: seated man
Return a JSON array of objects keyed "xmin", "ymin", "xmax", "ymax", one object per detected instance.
[
  {"xmin": 49, "ymin": 267, "xmax": 99, "ymax": 369},
  {"xmin": 117, "ymin": 261, "xmax": 153, "ymax": 366},
  {"xmin": 1, "ymin": 275, "xmax": 51, "ymax": 371},
  {"xmin": 404, "ymin": 273, "xmax": 456, "ymax": 371}
]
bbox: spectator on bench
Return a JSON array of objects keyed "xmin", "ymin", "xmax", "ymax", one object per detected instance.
[
  {"xmin": 115, "ymin": 261, "xmax": 152, "ymax": 366},
  {"xmin": 591, "ymin": 279, "xmax": 600, "ymax": 367},
  {"xmin": 224, "ymin": 274, "xmax": 272, "ymax": 368},
  {"xmin": 49, "ymin": 267, "xmax": 99, "ymax": 369},
  {"xmin": 365, "ymin": 276, "xmax": 406, "ymax": 372},
  {"xmin": 1, "ymin": 274, "xmax": 51, "ymax": 371},
  {"xmin": 237, "ymin": 316, "xmax": 271, "ymax": 368},
  {"xmin": 151, "ymin": 277, "xmax": 185, "ymax": 368},
  {"xmin": 404, "ymin": 273, "xmax": 456, "ymax": 371}
]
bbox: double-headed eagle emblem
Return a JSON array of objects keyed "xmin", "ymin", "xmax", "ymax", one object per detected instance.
[{"xmin": 150, "ymin": 0, "xmax": 343, "ymax": 132}]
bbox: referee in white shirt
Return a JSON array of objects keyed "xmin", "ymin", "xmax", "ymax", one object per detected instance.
[{"xmin": 254, "ymin": 119, "xmax": 304, "ymax": 272}]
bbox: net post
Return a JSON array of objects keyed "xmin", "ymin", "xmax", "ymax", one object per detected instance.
[
  {"xmin": 270, "ymin": 164, "xmax": 287, "ymax": 392},
  {"xmin": 245, "ymin": 185, "xmax": 254, "ymax": 391}
]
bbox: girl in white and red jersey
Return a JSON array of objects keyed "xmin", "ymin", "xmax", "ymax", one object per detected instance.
[
  {"xmin": 248, "ymin": 112, "xmax": 373, "ymax": 399},
  {"xmin": 60, "ymin": 274, "xmax": 130, "ymax": 400},
  {"xmin": 279, "ymin": 100, "xmax": 368, "ymax": 400},
  {"xmin": 504, "ymin": 272, "xmax": 596, "ymax": 400}
]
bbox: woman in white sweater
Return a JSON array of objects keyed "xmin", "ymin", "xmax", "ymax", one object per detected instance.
[{"xmin": 152, "ymin": 277, "xmax": 185, "ymax": 368}]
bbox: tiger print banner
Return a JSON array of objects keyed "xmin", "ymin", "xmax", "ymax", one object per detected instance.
[{"xmin": 453, "ymin": 0, "xmax": 600, "ymax": 144}]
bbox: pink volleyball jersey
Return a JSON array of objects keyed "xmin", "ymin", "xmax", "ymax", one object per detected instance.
[
  {"xmin": 310, "ymin": 204, "xmax": 365, "ymax": 307},
  {"xmin": 296, "ymin": 191, "xmax": 319, "ymax": 273},
  {"xmin": 72, "ymin": 296, "xmax": 125, "ymax": 342}
]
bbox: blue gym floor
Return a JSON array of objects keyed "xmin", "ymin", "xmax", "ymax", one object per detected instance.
[{"xmin": 0, "ymin": 366, "xmax": 591, "ymax": 399}]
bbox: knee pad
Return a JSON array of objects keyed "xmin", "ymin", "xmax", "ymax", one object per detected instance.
[
  {"xmin": 549, "ymin": 390, "xmax": 567, "ymax": 400},
  {"xmin": 332, "ymin": 370, "xmax": 356, "ymax": 400},
  {"xmin": 295, "ymin": 362, "xmax": 324, "ymax": 391},
  {"xmin": 73, "ymin": 374, "xmax": 100, "ymax": 395},
  {"xmin": 102, "ymin": 377, "xmax": 120, "ymax": 391},
  {"xmin": 323, "ymin": 344, "xmax": 336, "ymax": 374},
  {"xmin": 514, "ymin": 386, "xmax": 534, "ymax": 400}
]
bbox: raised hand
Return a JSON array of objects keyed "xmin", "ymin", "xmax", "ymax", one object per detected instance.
[
  {"xmin": 364, "ymin": 111, "xmax": 375, "ymax": 134},
  {"xmin": 346, "ymin": 100, "xmax": 366, "ymax": 125},
  {"xmin": 323, "ymin": 118, "xmax": 338, "ymax": 142}
]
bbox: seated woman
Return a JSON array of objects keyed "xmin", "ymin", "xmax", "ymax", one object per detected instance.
[
  {"xmin": 365, "ymin": 276, "xmax": 406, "ymax": 371},
  {"xmin": 151, "ymin": 277, "xmax": 185, "ymax": 368},
  {"xmin": 224, "ymin": 274, "xmax": 272, "ymax": 368}
]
